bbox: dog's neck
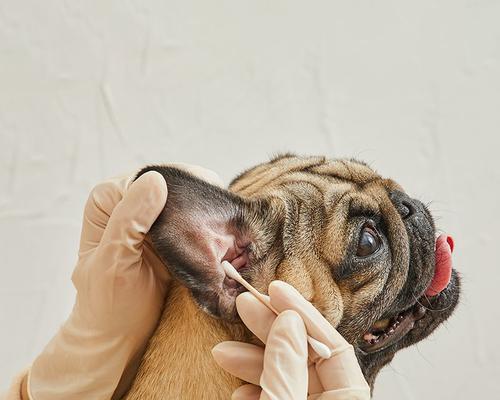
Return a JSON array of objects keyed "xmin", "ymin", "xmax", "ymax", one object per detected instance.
[{"xmin": 124, "ymin": 281, "xmax": 245, "ymax": 400}]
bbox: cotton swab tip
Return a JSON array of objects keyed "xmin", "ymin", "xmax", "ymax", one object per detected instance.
[
  {"xmin": 308, "ymin": 336, "xmax": 332, "ymax": 359},
  {"xmin": 221, "ymin": 260, "xmax": 240, "ymax": 281}
]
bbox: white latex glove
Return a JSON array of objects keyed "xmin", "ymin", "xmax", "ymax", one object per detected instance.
[
  {"xmin": 27, "ymin": 164, "xmax": 222, "ymax": 400},
  {"xmin": 212, "ymin": 281, "xmax": 371, "ymax": 400}
]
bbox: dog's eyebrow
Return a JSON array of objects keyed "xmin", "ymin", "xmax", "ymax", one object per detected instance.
[{"xmin": 347, "ymin": 200, "xmax": 381, "ymax": 220}]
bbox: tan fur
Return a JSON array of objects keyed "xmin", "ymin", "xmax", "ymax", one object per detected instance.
[{"xmin": 125, "ymin": 282, "xmax": 245, "ymax": 399}]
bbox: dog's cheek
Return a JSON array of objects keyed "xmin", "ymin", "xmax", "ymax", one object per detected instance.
[
  {"xmin": 317, "ymin": 283, "xmax": 344, "ymax": 328},
  {"xmin": 274, "ymin": 258, "xmax": 315, "ymax": 301},
  {"xmin": 273, "ymin": 258, "xmax": 345, "ymax": 328}
]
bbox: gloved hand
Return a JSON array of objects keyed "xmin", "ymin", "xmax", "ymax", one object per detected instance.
[
  {"xmin": 212, "ymin": 281, "xmax": 371, "ymax": 400},
  {"xmin": 27, "ymin": 164, "xmax": 222, "ymax": 400}
]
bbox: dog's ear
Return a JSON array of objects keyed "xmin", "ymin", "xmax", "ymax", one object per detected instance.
[{"xmin": 135, "ymin": 166, "xmax": 256, "ymax": 315}]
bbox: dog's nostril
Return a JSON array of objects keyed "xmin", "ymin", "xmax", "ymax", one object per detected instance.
[{"xmin": 389, "ymin": 191, "xmax": 417, "ymax": 219}]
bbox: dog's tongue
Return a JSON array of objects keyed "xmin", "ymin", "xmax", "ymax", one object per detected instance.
[{"xmin": 425, "ymin": 234, "xmax": 454, "ymax": 297}]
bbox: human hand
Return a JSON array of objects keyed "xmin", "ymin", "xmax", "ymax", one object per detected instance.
[
  {"xmin": 27, "ymin": 164, "xmax": 222, "ymax": 400},
  {"xmin": 212, "ymin": 281, "xmax": 371, "ymax": 400}
]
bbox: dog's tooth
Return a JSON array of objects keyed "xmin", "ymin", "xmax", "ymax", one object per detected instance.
[{"xmin": 364, "ymin": 332, "xmax": 377, "ymax": 342}]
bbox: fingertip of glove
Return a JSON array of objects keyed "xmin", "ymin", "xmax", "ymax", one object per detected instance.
[
  {"xmin": 232, "ymin": 384, "xmax": 261, "ymax": 400},
  {"xmin": 211, "ymin": 343, "xmax": 227, "ymax": 369},
  {"xmin": 269, "ymin": 279, "xmax": 295, "ymax": 292},
  {"xmin": 268, "ymin": 280, "xmax": 302, "ymax": 303},
  {"xmin": 132, "ymin": 171, "xmax": 168, "ymax": 208},
  {"xmin": 211, "ymin": 341, "xmax": 236, "ymax": 361},
  {"xmin": 198, "ymin": 169, "xmax": 224, "ymax": 188},
  {"xmin": 235, "ymin": 291, "xmax": 255, "ymax": 304},
  {"xmin": 211, "ymin": 341, "xmax": 224, "ymax": 355},
  {"xmin": 136, "ymin": 170, "xmax": 168, "ymax": 194},
  {"xmin": 235, "ymin": 291, "xmax": 264, "ymax": 312}
]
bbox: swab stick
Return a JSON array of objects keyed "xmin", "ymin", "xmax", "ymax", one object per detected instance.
[{"xmin": 221, "ymin": 261, "xmax": 332, "ymax": 359}]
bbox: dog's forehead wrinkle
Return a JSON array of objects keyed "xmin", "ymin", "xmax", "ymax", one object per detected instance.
[
  {"xmin": 231, "ymin": 156, "xmax": 384, "ymax": 196},
  {"xmin": 230, "ymin": 156, "xmax": 326, "ymax": 196}
]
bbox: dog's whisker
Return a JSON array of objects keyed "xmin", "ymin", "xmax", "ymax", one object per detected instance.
[
  {"xmin": 413, "ymin": 293, "xmax": 455, "ymax": 313},
  {"xmin": 411, "ymin": 294, "xmax": 434, "ymax": 312}
]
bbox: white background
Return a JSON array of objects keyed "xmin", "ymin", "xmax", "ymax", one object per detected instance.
[{"xmin": 1, "ymin": 1, "xmax": 498, "ymax": 398}]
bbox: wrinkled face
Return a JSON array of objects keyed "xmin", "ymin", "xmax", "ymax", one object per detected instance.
[
  {"xmin": 228, "ymin": 155, "xmax": 460, "ymax": 384},
  {"xmin": 139, "ymin": 155, "xmax": 460, "ymax": 387}
]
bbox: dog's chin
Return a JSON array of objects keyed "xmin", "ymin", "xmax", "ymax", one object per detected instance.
[
  {"xmin": 359, "ymin": 271, "xmax": 460, "ymax": 354},
  {"xmin": 357, "ymin": 269, "xmax": 460, "ymax": 384}
]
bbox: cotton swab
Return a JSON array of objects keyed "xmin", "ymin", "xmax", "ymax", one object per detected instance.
[{"xmin": 221, "ymin": 261, "xmax": 332, "ymax": 359}]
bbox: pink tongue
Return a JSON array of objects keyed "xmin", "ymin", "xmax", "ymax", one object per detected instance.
[{"xmin": 425, "ymin": 235, "xmax": 454, "ymax": 297}]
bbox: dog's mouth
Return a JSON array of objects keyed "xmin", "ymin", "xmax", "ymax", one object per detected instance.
[
  {"xmin": 361, "ymin": 301, "xmax": 427, "ymax": 353},
  {"xmin": 360, "ymin": 234, "xmax": 454, "ymax": 354}
]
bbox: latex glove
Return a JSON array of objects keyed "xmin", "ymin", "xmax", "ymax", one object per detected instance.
[
  {"xmin": 27, "ymin": 164, "xmax": 222, "ymax": 400},
  {"xmin": 212, "ymin": 281, "xmax": 371, "ymax": 400}
]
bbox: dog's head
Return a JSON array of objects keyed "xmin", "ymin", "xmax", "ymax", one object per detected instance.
[{"xmin": 137, "ymin": 155, "xmax": 460, "ymax": 386}]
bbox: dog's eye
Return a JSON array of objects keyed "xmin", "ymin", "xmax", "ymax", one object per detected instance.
[{"xmin": 357, "ymin": 225, "xmax": 381, "ymax": 257}]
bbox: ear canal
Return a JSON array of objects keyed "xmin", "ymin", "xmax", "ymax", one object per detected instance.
[{"xmin": 135, "ymin": 166, "xmax": 251, "ymax": 291}]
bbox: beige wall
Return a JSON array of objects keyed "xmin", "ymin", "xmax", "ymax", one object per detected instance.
[{"xmin": 1, "ymin": 1, "xmax": 498, "ymax": 398}]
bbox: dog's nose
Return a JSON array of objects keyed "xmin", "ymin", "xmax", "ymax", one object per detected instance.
[{"xmin": 389, "ymin": 191, "xmax": 417, "ymax": 219}]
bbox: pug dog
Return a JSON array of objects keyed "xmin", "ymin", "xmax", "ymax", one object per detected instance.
[{"xmin": 123, "ymin": 155, "xmax": 460, "ymax": 399}]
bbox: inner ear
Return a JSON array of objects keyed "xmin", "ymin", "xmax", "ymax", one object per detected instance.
[{"xmin": 135, "ymin": 166, "xmax": 253, "ymax": 318}]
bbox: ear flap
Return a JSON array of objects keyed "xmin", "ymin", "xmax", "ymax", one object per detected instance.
[{"xmin": 135, "ymin": 166, "xmax": 255, "ymax": 318}]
